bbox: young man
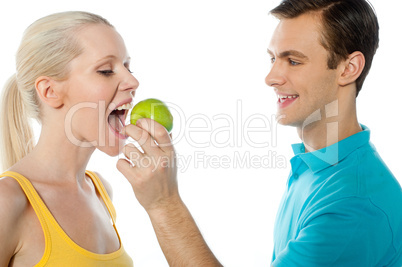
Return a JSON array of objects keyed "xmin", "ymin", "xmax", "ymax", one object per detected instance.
[
  {"xmin": 119, "ymin": 0, "xmax": 402, "ymax": 266},
  {"xmin": 266, "ymin": 0, "xmax": 402, "ymax": 266}
]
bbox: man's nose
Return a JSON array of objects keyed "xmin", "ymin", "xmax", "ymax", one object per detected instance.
[{"xmin": 265, "ymin": 62, "xmax": 285, "ymax": 88}]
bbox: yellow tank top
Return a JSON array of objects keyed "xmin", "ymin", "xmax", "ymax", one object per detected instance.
[{"xmin": 0, "ymin": 170, "xmax": 133, "ymax": 266}]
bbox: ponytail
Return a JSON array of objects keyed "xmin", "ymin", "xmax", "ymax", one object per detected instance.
[{"xmin": 0, "ymin": 74, "xmax": 35, "ymax": 171}]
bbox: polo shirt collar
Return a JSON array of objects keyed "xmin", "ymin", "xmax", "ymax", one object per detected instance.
[{"xmin": 291, "ymin": 124, "xmax": 371, "ymax": 173}]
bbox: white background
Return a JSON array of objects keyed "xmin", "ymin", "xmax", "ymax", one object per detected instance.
[{"xmin": 0, "ymin": 1, "xmax": 401, "ymax": 266}]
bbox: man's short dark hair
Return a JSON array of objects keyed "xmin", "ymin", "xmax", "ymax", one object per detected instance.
[{"xmin": 270, "ymin": 0, "xmax": 379, "ymax": 96}]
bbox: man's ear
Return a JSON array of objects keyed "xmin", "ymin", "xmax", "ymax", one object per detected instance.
[
  {"xmin": 338, "ymin": 51, "xmax": 365, "ymax": 87},
  {"xmin": 35, "ymin": 76, "xmax": 64, "ymax": 108}
]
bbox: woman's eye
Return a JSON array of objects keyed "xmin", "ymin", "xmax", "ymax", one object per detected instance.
[{"xmin": 98, "ymin": 70, "xmax": 114, "ymax": 76}]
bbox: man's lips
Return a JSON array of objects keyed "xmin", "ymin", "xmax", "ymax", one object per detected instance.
[{"xmin": 277, "ymin": 93, "xmax": 299, "ymax": 108}]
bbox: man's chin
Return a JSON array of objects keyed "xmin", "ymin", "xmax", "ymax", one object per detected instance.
[
  {"xmin": 276, "ymin": 113, "xmax": 289, "ymax": 125},
  {"xmin": 275, "ymin": 113, "xmax": 300, "ymax": 127}
]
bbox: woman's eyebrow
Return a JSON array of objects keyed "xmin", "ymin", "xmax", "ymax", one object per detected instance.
[{"xmin": 95, "ymin": 55, "xmax": 117, "ymax": 64}]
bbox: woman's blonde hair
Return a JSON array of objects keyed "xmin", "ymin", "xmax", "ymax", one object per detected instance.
[{"xmin": 0, "ymin": 11, "xmax": 113, "ymax": 171}]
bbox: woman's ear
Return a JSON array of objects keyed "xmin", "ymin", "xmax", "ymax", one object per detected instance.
[
  {"xmin": 35, "ymin": 76, "xmax": 64, "ymax": 108},
  {"xmin": 338, "ymin": 51, "xmax": 365, "ymax": 87}
]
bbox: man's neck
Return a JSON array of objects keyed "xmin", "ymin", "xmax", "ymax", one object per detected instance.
[{"xmin": 296, "ymin": 96, "xmax": 361, "ymax": 153}]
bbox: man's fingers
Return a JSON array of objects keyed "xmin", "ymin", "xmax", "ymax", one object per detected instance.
[
  {"xmin": 122, "ymin": 124, "xmax": 158, "ymax": 155},
  {"xmin": 122, "ymin": 143, "xmax": 143, "ymax": 165},
  {"xmin": 116, "ymin": 158, "xmax": 136, "ymax": 181},
  {"xmin": 116, "ymin": 158, "xmax": 149, "ymax": 189},
  {"xmin": 136, "ymin": 118, "xmax": 174, "ymax": 152}
]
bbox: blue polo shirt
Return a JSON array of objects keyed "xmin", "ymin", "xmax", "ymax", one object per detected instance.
[{"xmin": 272, "ymin": 125, "xmax": 402, "ymax": 267}]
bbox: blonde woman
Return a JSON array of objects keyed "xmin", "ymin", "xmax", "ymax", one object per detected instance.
[
  {"xmin": 0, "ymin": 11, "xmax": 220, "ymax": 266},
  {"xmin": 0, "ymin": 11, "xmax": 138, "ymax": 265}
]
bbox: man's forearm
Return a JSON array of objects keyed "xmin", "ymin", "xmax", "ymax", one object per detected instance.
[{"xmin": 147, "ymin": 197, "xmax": 222, "ymax": 267}]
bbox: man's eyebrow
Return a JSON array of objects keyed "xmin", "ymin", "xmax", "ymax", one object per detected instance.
[
  {"xmin": 267, "ymin": 49, "xmax": 309, "ymax": 60},
  {"xmin": 267, "ymin": 49, "xmax": 274, "ymax": 57}
]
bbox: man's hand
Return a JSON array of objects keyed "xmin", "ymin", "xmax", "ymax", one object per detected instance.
[
  {"xmin": 117, "ymin": 118, "xmax": 222, "ymax": 267},
  {"xmin": 117, "ymin": 118, "xmax": 178, "ymax": 212}
]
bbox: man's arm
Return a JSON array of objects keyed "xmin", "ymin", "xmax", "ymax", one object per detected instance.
[
  {"xmin": 117, "ymin": 119, "xmax": 222, "ymax": 267},
  {"xmin": 147, "ymin": 197, "xmax": 222, "ymax": 267}
]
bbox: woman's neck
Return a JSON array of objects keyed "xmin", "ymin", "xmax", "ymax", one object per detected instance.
[{"xmin": 11, "ymin": 124, "xmax": 95, "ymax": 185}]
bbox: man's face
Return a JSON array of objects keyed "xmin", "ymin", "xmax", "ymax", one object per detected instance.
[{"xmin": 265, "ymin": 13, "xmax": 340, "ymax": 128}]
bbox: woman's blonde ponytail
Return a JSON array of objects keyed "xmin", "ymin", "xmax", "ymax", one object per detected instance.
[{"xmin": 0, "ymin": 74, "xmax": 35, "ymax": 171}]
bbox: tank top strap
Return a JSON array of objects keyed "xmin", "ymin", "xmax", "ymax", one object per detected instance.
[
  {"xmin": 0, "ymin": 171, "xmax": 52, "ymax": 261},
  {"xmin": 85, "ymin": 170, "xmax": 117, "ymax": 224},
  {"xmin": 0, "ymin": 171, "xmax": 51, "ymax": 225},
  {"xmin": 0, "ymin": 171, "xmax": 133, "ymax": 266}
]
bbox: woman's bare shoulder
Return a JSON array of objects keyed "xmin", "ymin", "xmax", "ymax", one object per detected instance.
[
  {"xmin": 0, "ymin": 176, "xmax": 28, "ymax": 263},
  {"xmin": 0, "ymin": 176, "xmax": 28, "ymax": 215}
]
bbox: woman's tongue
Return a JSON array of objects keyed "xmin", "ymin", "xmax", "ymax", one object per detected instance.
[{"xmin": 108, "ymin": 110, "xmax": 125, "ymax": 133}]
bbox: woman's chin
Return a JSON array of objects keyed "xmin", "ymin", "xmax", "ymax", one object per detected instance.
[
  {"xmin": 97, "ymin": 141, "xmax": 125, "ymax": 157},
  {"xmin": 95, "ymin": 126, "xmax": 128, "ymax": 156}
]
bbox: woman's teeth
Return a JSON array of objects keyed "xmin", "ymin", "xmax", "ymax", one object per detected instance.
[
  {"xmin": 115, "ymin": 103, "xmax": 133, "ymax": 111},
  {"xmin": 108, "ymin": 102, "xmax": 133, "ymax": 134}
]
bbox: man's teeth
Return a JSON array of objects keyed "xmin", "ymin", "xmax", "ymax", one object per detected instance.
[
  {"xmin": 278, "ymin": 95, "xmax": 298, "ymax": 99},
  {"xmin": 115, "ymin": 103, "xmax": 133, "ymax": 110}
]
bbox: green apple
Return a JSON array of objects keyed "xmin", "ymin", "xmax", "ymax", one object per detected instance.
[{"xmin": 130, "ymin": 98, "xmax": 173, "ymax": 132}]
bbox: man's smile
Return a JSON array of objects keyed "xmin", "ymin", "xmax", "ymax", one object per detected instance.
[{"xmin": 276, "ymin": 93, "xmax": 299, "ymax": 108}]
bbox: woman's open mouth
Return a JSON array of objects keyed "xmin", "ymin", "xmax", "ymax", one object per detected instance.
[{"xmin": 107, "ymin": 102, "xmax": 133, "ymax": 136}]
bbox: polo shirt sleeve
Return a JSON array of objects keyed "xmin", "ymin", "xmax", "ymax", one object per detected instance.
[{"xmin": 272, "ymin": 197, "xmax": 393, "ymax": 267}]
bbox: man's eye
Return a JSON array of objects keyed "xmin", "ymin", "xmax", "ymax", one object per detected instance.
[
  {"xmin": 98, "ymin": 70, "xmax": 114, "ymax": 76},
  {"xmin": 270, "ymin": 57, "xmax": 276, "ymax": 64},
  {"xmin": 289, "ymin": 59, "xmax": 300, "ymax": 66}
]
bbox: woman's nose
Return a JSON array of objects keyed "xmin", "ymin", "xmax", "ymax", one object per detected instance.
[{"xmin": 120, "ymin": 70, "xmax": 140, "ymax": 93}]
